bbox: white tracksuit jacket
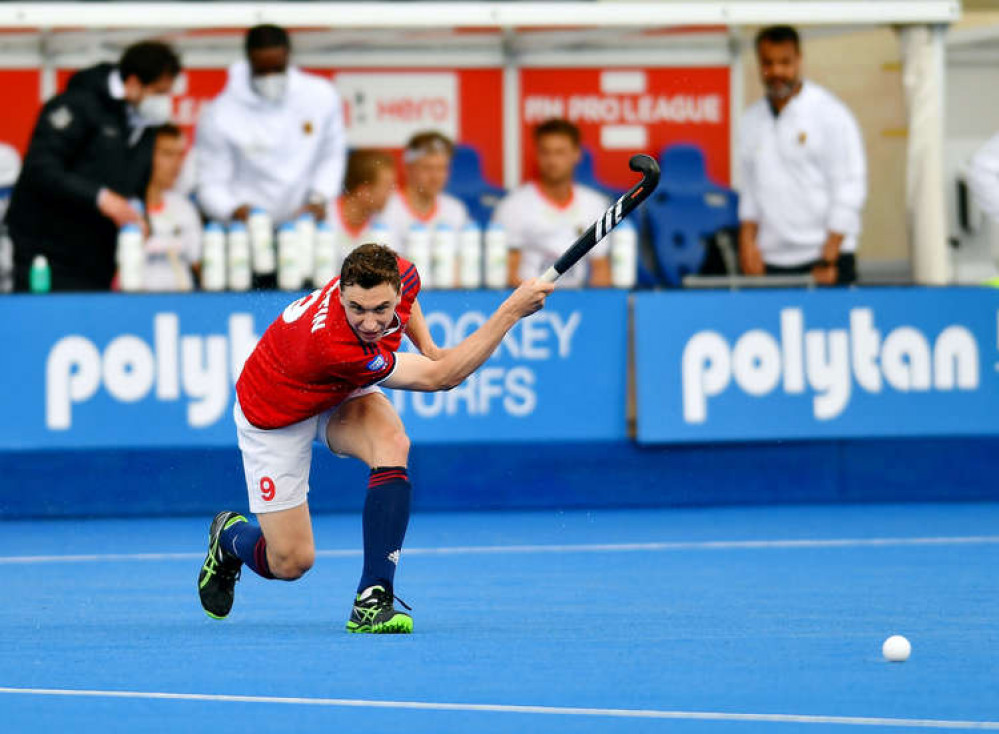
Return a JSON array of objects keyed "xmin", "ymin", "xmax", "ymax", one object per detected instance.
[{"xmin": 195, "ymin": 61, "xmax": 347, "ymax": 224}]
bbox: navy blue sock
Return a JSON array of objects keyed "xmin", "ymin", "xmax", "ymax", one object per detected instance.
[
  {"xmin": 220, "ymin": 518, "xmax": 275, "ymax": 579},
  {"xmin": 357, "ymin": 466, "xmax": 412, "ymax": 594}
]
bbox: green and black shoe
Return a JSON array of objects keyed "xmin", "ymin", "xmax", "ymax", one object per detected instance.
[
  {"xmin": 198, "ymin": 511, "xmax": 246, "ymax": 619},
  {"xmin": 346, "ymin": 585, "xmax": 413, "ymax": 634}
]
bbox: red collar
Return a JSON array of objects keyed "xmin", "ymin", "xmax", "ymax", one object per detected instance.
[
  {"xmin": 400, "ymin": 190, "xmax": 439, "ymax": 223},
  {"xmin": 532, "ymin": 182, "xmax": 575, "ymax": 211}
]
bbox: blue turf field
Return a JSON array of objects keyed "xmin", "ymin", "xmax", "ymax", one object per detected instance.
[{"xmin": 1, "ymin": 503, "xmax": 998, "ymax": 732}]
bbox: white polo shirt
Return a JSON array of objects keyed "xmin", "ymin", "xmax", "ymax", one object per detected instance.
[
  {"xmin": 378, "ymin": 190, "xmax": 468, "ymax": 256},
  {"xmin": 738, "ymin": 80, "xmax": 867, "ymax": 267},
  {"xmin": 492, "ymin": 182, "xmax": 609, "ymax": 288}
]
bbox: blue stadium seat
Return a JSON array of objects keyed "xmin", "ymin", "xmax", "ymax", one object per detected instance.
[
  {"xmin": 645, "ymin": 195, "xmax": 707, "ymax": 287},
  {"xmin": 658, "ymin": 144, "xmax": 714, "ymax": 196},
  {"xmin": 644, "ymin": 144, "xmax": 739, "ymax": 286},
  {"xmin": 446, "ymin": 144, "xmax": 505, "ymax": 229}
]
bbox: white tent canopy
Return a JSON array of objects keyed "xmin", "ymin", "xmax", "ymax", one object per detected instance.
[{"xmin": 0, "ymin": 1, "xmax": 962, "ymax": 283}]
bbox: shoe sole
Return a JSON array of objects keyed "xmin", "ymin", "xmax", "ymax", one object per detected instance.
[{"xmin": 346, "ymin": 614, "xmax": 413, "ymax": 634}]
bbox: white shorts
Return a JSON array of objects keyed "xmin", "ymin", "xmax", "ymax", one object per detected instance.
[{"xmin": 234, "ymin": 385, "xmax": 382, "ymax": 514}]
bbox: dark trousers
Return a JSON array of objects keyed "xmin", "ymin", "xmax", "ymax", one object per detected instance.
[{"xmin": 764, "ymin": 253, "xmax": 857, "ymax": 285}]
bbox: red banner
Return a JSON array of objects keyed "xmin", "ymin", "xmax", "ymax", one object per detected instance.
[
  {"xmin": 520, "ymin": 67, "xmax": 730, "ymax": 187},
  {"xmin": 1, "ymin": 65, "xmax": 727, "ymax": 193},
  {"xmin": 0, "ymin": 70, "xmax": 41, "ymax": 154}
]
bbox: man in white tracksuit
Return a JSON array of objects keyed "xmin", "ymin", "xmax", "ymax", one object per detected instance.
[
  {"xmin": 738, "ymin": 25, "xmax": 867, "ymax": 286},
  {"xmin": 195, "ymin": 24, "xmax": 347, "ymax": 225}
]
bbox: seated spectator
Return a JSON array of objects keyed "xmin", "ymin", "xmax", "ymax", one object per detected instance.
[
  {"xmin": 141, "ymin": 124, "xmax": 201, "ymax": 292},
  {"xmin": 738, "ymin": 25, "xmax": 866, "ymax": 286},
  {"xmin": 195, "ymin": 24, "xmax": 346, "ymax": 225},
  {"xmin": 6, "ymin": 40, "xmax": 181, "ymax": 291},
  {"xmin": 492, "ymin": 119, "xmax": 610, "ymax": 288},
  {"xmin": 379, "ymin": 131, "xmax": 468, "ymax": 254},
  {"xmin": 327, "ymin": 150, "xmax": 396, "ymax": 249}
]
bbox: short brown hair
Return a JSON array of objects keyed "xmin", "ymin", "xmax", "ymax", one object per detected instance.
[
  {"xmin": 404, "ymin": 130, "xmax": 454, "ymax": 163},
  {"xmin": 340, "ymin": 243, "xmax": 401, "ymax": 291},
  {"xmin": 343, "ymin": 150, "xmax": 395, "ymax": 195},
  {"xmin": 534, "ymin": 118, "xmax": 581, "ymax": 146}
]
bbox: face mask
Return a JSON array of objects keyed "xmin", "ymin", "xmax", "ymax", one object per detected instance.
[
  {"xmin": 136, "ymin": 93, "xmax": 172, "ymax": 125},
  {"xmin": 252, "ymin": 72, "xmax": 288, "ymax": 103}
]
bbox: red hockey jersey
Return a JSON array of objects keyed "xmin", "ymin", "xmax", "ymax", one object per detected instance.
[{"xmin": 236, "ymin": 258, "xmax": 420, "ymax": 429}]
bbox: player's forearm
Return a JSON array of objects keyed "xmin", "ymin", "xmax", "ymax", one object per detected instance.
[
  {"xmin": 430, "ymin": 302, "xmax": 519, "ymax": 390},
  {"xmin": 822, "ymin": 231, "xmax": 845, "ymax": 261},
  {"xmin": 738, "ymin": 221, "xmax": 758, "ymax": 252},
  {"xmin": 404, "ymin": 300, "xmax": 442, "ymax": 359}
]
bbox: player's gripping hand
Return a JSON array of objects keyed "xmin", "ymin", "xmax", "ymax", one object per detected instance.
[{"xmin": 505, "ymin": 277, "xmax": 555, "ymax": 318}]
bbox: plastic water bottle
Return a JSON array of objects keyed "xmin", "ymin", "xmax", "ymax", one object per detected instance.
[
  {"xmin": 29, "ymin": 254, "xmax": 50, "ymax": 293},
  {"xmin": 406, "ymin": 223, "xmax": 432, "ymax": 288},
  {"xmin": 295, "ymin": 213, "xmax": 316, "ymax": 287},
  {"xmin": 247, "ymin": 208, "xmax": 275, "ymax": 276},
  {"xmin": 200, "ymin": 221, "xmax": 226, "ymax": 291},
  {"xmin": 484, "ymin": 222, "xmax": 508, "ymax": 289},
  {"xmin": 227, "ymin": 221, "xmax": 252, "ymax": 291},
  {"xmin": 431, "ymin": 224, "xmax": 457, "ymax": 289},
  {"xmin": 117, "ymin": 222, "xmax": 145, "ymax": 292},
  {"xmin": 277, "ymin": 222, "xmax": 301, "ymax": 290},
  {"xmin": 458, "ymin": 221, "xmax": 483, "ymax": 289},
  {"xmin": 313, "ymin": 220, "xmax": 337, "ymax": 286},
  {"xmin": 610, "ymin": 219, "xmax": 637, "ymax": 289}
]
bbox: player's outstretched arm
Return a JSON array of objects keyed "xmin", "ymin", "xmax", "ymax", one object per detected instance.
[
  {"xmin": 383, "ymin": 278, "xmax": 554, "ymax": 392},
  {"xmin": 404, "ymin": 299, "xmax": 444, "ymax": 360}
]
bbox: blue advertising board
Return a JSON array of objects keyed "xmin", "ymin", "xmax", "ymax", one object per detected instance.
[
  {"xmin": 0, "ymin": 290, "xmax": 627, "ymax": 450},
  {"xmin": 635, "ymin": 287, "xmax": 999, "ymax": 443}
]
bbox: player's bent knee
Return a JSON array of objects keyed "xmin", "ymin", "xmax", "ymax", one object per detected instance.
[
  {"xmin": 380, "ymin": 428, "xmax": 410, "ymax": 465},
  {"xmin": 269, "ymin": 546, "xmax": 315, "ymax": 580}
]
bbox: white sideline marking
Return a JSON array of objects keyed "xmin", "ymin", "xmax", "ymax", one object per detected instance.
[
  {"xmin": 0, "ymin": 687, "xmax": 996, "ymax": 729},
  {"xmin": 1, "ymin": 535, "xmax": 998, "ymax": 565}
]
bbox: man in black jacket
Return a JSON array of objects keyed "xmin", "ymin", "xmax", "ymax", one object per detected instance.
[{"xmin": 7, "ymin": 40, "xmax": 181, "ymax": 291}]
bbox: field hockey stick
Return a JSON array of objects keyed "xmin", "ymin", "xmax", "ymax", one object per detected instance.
[
  {"xmin": 539, "ymin": 153, "xmax": 660, "ymax": 284},
  {"xmin": 167, "ymin": 246, "xmax": 193, "ymax": 292}
]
